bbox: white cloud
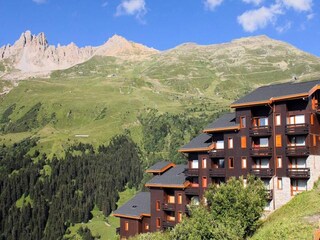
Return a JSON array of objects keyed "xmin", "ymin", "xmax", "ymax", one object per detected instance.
[
  {"xmin": 242, "ymin": 0, "xmax": 264, "ymax": 6},
  {"xmin": 307, "ymin": 13, "xmax": 315, "ymax": 20},
  {"xmin": 32, "ymin": 0, "xmax": 47, "ymax": 4},
  {"xmin": 204, "ymin": 0, "xmax": 224, "ymax": 11},
  {"xmin": 116, "ymin": 0, "xmax": 146, "ymax": 18},
  {"xmin": 276, "ymin": 21, "xmax": 292, "ymax": 33},
  {"xmin": 281, "ymin": 0, "xmax": 313, "ymax": 12},
  {"xmin": 102, "ymin": 1, "xmax": 108, "ymax": 8},
  {"xmin": 237, "ymin": 4, "xmax": 283, "ymax": 32}
]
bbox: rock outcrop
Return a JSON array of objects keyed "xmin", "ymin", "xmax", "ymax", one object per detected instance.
[{"xmin": 0, "ymin": 31, "xmax": 159, "ymax": 75}]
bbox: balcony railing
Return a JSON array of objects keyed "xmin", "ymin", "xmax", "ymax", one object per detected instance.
[
  {"xmin": 249, "ymin": 126, "xmax": 272, "ymax": 136},
  {"xmin": 116, "ymin": 227, "xmax": 120, "ymax": 235},
  {"xmin": 209, "ymin": 168, "xmax": 226, "ymax": 177},
  {"xmin": 266, "ymin": 190, "xmax": 273, "ymax": 200},
  {"xmin": 185, "ymin": 168, "xmax": 199, "ymax": 177},
  {"xmin": 162, "ymin": 203, "xmax": 175, "ymax": 211},
  {"xmin": 250, "ymin": 147, "xmax": 272, "ymax": 157},
  {"xmin": 286, "ymin": 146, "xmax": 309, "ymax": 156},
  {"xmin": 285, "ymin": 124, "xmax": 309, "ymax": 135},
  {"xmin": 185, "ymin": 187, "xmax": 200, "ymax": 196},
  {"xmin": 162, "ymin": 220, "xmax": 175, "ymax": 229},
  {"xmin": 209, "ymin": 149, "xmax": 225, "ymax": 158},
  {"xmin": 250, "ymin": 168, "xmax": 273, "ymax": 177},
  {"xmin": 287, "ymin": 168, "xmax": 310, "ymax": 178}
]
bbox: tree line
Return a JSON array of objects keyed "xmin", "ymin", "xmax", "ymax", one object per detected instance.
[{"xmin": 0, "ymin": 135, "xmax": 143, "ymax": 240}]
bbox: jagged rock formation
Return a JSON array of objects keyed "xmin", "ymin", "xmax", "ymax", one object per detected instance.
[{"xmin": 0, "ymin": 31, "xmax": 159, "ymax": 76}]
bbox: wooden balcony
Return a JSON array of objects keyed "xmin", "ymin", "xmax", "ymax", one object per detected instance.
[
  {"xmin": 266, "ymin": 190, "xmax": 273, "ymax": 200},
  {"xmin": 185, "ymin": 168, "xmax": 199, "ymax": 177},
  {"xmin": 162, "ymin": 220, "xmax": 175, "ymax": 229},
  {"xmin": 250, "ymin": 168, "xmax": 273, "ymax": 177},
  {"xmin": 116, "ymin": 227, "xmax": 120, "ymax": 235},
  {"xmin": 250, "ymin": 147, "xmax": 272, "ymax": 157},
  {"xmin": 287, "ymin": 168, "xmax": 310, "ymax": 178},
  {"xmin": 209, "ymin": 149, "xmax": 225, "ymax": 158},
  {"xmin": 249, "ymin": 126, "xmax": 272, "ymax": 136},
  {"xmin": 209, "ymin": 168, "xmax": 226, "ymax": 177},
  {"xmin": 184, "ymin": 187, "xmax": 200, "ymax": 196},
  {"xmin": 285, "ymin": 124, "xmax": 309, "ymax": 135},
  {"xmin": 286, "ymin": 146, "xmax": 309, "ymax": 156},
  {"xmin": 162, "ymin": 203, "xmax": 175, "ymax": 211}
]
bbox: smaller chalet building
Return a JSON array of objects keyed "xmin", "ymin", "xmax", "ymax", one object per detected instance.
[{"xmin": 114, "ymin": 80, "xmax": 320, "ymax": 239}]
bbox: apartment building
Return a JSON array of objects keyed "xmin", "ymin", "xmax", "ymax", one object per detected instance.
[{"xmin": 114, "ymin": 80, "xmax": 320, "ymax": 239}]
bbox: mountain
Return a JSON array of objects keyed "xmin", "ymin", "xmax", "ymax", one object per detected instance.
[
  {"xmin": 0, "ymin": 33, "xmax": 320, "ymax": 156},
  {"xmin": 0, "ymin": 31, "xmax": 158, "ymax": 79}
]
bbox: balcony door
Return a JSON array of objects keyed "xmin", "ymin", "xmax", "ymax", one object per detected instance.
[
  {"xmin": 290, "ymin": 157, "xmax": 306, "ymax": 168},
  {"xmin": 291, "ymin": 179, "xmax": 307, "ymax": 195},
  {"xmin": 288, "ymin": 136, "xmax": 306, "ymax": 146},
  {"xmin": 254, "ymin": 158, "xmax": 269, "ymax": 168},
  {"xmin": 287, "ymin": 115, "xmax": 305, "ymax": 125}
]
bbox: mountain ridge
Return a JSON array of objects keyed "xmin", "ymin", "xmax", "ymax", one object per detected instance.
[{"xmin": 0, "ymin": 31, "xmax": 158, "ymax": 78}]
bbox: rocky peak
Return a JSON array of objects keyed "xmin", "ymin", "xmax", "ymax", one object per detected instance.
[
  {"xmin": 95, "ymin": 34, "xmax": 159, "ymax": 58},
  {"xmin": 14, "ymin": 30, "xmax": 48, "ymax": 49}
]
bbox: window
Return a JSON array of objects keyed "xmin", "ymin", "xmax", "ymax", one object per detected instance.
[
  {"xmin": 277, "ymin": 178, "xmax": 283, "ymax": 190},
  {"xmin": 156, "ymin": 218, "xmax": 161, "ymax": 228},
  {"xmin": 276, "ymin": 135, "xmax": 282, "ymax": 147},
  {"xmin": 191, "ymin": 160, "xmax": 198, "ymax": 169},
  {"xmin": 260, "ymin": 138, "xmax": 269, "ymax": 147},
  {"xmin": 290, "ymin": 158, "xmax": 307, "ymax": 168},
  {"xmin": 277, "ymin": 156, "xmax": 282, "ymax": 168},
  {"xmin": 287, "ymin": 115, "xmax": 305, "ymax": 125},
  {"xmin": 228, "ymin": 157, "xmax": 234, "ymax": 169},
  {"xmin": 228, "ymin": 138, "xmax": 233, "ymax": 149},
  {"xmin": 167, "ymin": 195, "xmax": 175, "ymax": 204},
  {"xmin": 289, "ymin": 136, "xmax": 306, "ymax": 146},
  {"xmin": 260, "ymin": 117, "xmax": 268, "ymax": 126},
  {"xmin": 145, "ymin": 223, "xmax": 149, "ymax": 230},
  {"xmin": 254, "ymin": 158, "xmax": 269, "ymax": 168},
  {"xmin": 216, "ymin": 140, "xmax": 224, "ymax": 149},
  {"xmin": 178, "ymin": 212, "xmax": 182, "ymax": 223},
  {"xmin": 311, "ymin": 114, "xmax": 315, "ymax": 126},
  {"xmin": 177, "ymin": 194, "xmax": 182, "ymax": 204},
  {"xmin": 218, "ymin": 159, "xmax": 225, "ymax": 168},
  {"xmin": 313, "ymin": 135, "xmax": 317, "ymax": 147},
  {"xmin": 240, "ymin": 116, "xmax": 246, "ymax": 128},
  {"xmin": 291, "ymin": 179, "xmax": 307, "ymax": 195},
  {"xmin": 241, "ymin": 136, "xmax": 247, "ymax": 148},
  {"xmin": 241, "ymin": 157, "xmax": 247, "ymax": 169},
  {"xmin": 202, "ymin": 158, "xmax": 207, "ymax": 169},
  {"xmin": 276, "ymin": 114, "xmax": 281, "ymax": 126},
  {"xmin": 156, "ymin": 200, "xmax": 160, "ymax": 211},
  {"xmin": 125, "ymin": 221, "xmax": 129, "ymax": 231},
  {"xmin": 202, "ymin": 177, "xmax": 207, "ymax": 188},
  {"xmin": 254, "ymin": 117, "xmax": 268, "ymax": 127}
]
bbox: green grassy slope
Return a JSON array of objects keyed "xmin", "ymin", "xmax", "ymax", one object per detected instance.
[
  {"xmin": 251, "ymin": 183, "xmax": 320, "ymax": 240},
  {"xmin": 0, "ymin": 37, "xmax": 320, "ymax": 156}
]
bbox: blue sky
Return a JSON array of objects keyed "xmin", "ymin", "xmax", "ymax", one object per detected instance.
[{"xmin": 0, "ymin": 0, "xmax": 319, "ymax": 56}]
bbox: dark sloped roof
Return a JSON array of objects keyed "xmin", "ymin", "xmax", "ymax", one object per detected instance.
[
  {"xmin": 203, "ymin": 112, "xmax": 237, "ymax": 131},
  {"xmin": 179, "ymin": 133, "xmax": 212, "ymax": 151},
  {"xmin": 113, "ymin": 192, "xmax": 150, "ymax": 219},
  {"xmin": 146, "ymin": 161, "xmax": 174, "ymax": 173},
  {"xmin": 232, "ymin": 80, "xmax": 320, "ymax": 106},
  {"xmin": 146, "ymin": 165, "xmax": 187, "ymax": 187}
]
